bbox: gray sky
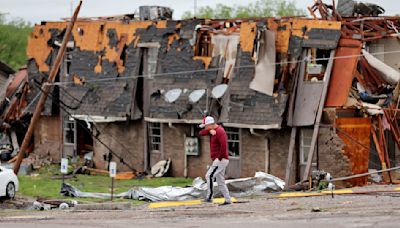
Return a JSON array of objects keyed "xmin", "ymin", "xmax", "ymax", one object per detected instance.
[{"xmin": 0, "ymin": 0, "xmax": 399, "ymax": 24}]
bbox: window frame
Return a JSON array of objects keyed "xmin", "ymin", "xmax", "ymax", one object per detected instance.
[
  {"xmin": 300, "ymin": 128, "xmax": 317, "ymax": 166},
  {"xmin": 148, "ymin": 122, "xmax": 162, "ymax": 153},
  {"xmin": 225, "ymin": 127, "xmax": 241, "ymax": 158},
  {"xmin": 194, "ymin": 30, "xmax": 213, "ymax": 57},
  {"xmin": 63, "ymin": 119, "xmax": 76, "ymax": 146}
]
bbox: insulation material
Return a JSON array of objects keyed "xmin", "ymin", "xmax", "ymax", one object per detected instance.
[
  {"xmin": 211, "ymin": 33, "xmax": 240, "ymax": 79},
  {"xmin": 361, "ymin": 102, "xmax": 383, "ymax": 115},
  {"xmin": 27, "ymin": 22, "xmax": 67, "ymax": 72},
  {"xmin": 267, "ymin": 19, "xmax": 291, "ymax": 54},
  {"xmin": 249, "ymin": 30, "xmax": 276, "ymax": 96},
  {"xmin": 362, "ymin": 49, "xmax": 400, "ymax": 85},
  {"xmin": 239, "ymin": 22, "xmax": 257, "ymax": 52}
]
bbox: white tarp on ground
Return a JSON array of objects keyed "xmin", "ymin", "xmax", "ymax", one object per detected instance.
[
  {"xmin": 362, "ymin": 49, "xmax": 400, "ymax": 85},
  {"xmin": 61, "ymin": 172, "xmax": 285, "ymax": 202},
  {"xmin": 249, "ymin": 30, "xmax": 276, "ymax": 96}
]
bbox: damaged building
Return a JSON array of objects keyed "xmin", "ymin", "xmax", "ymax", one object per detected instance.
[{"xmin": 2, "ymin": 1, "xmax": 400, "ymax": 187}]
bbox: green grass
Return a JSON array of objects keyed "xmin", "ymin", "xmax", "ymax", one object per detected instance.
[{"xmin": 17, "ymin": 165, "xmax": 193, "ymax": 204}]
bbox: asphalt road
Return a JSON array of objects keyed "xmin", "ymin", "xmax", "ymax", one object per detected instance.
[{"xmin": 1, "ymin": 192, "xmax": 400, "ymax": 227}]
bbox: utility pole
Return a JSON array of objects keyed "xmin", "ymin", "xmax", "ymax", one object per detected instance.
[{"xmin": 13, "ymin": 1, "xmax": 83, "ymax": 174}]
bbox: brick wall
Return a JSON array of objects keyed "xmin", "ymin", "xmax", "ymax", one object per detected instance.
[
  {"xmin": 162, "ymin": 124, "xmax": 186, "ymax": 177},
  {"xmin": 161, "ymin": 125, "xmax": 294, "ymax": 180},
  {"xmin": 318, "ymin": 127, "xmax": 352, "ymax": 182},
  {"xmin": 188, "ymin": 127, "xmax": 212, "ymax": 178},
  {"xmin": 93, "ymin": 120, "xmax": 144, "ymax": 172},
  {"xmin": 240, "ymin": 129, "xmax": 267, "ymax": 177},
  {"xmin": 268, "ymin": 129, "xmax": 293, "ymax": 181},
  {"xmin": 33, "ymin": 115, "xmax": 61, "ymax": 161}
]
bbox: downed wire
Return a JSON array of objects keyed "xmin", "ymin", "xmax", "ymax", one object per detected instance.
[
  {"xmin": 33, "ymin": 83, "xmax": 136, "ymax": 171},
  {"xmin": 332, "ymin": 166, "xmax": 400, "ymax": 182},
  {"xmin": 48, "ymin": 49, "xmax": 400, "ymax": 86},
  {"xmin": 57, "ymin": 85, "xmax": 138, "ymax": 164}
]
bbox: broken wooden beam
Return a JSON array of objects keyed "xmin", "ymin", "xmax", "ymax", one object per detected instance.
[{"xmin": 12, "ymin": 1, "xmax": 83, "ymax": 175}]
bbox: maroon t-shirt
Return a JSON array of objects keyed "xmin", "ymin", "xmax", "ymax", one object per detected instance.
[{"xmin": 199, "ymin": 125, "xmax": 229, "ymax": 161}]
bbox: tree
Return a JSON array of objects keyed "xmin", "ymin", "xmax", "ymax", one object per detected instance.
[
  {"xmin": 181, "ymin": 0, "xmax": 306, "ymax": 19},
  {"xmin": 0, "ymin": 14, "xmax": 32, "ymax": 70}
]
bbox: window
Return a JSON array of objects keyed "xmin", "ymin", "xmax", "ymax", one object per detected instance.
[
  {"xmin": 64, "ymin": 120, "xmax": 76, "ymax": 145},
  {"xmin": 149, "ymin": 123, "xmax": 162, "ymax": 152},
  {"xmin": 226, "ymin": 127, "xmax": 240, "ymax": 158},
  {"xmin": 300, "ymin": 128, "xmax": 317, "ymax": 166},
  {"xmin": 194, "ymin": 31, "xmax": 212, "ymax": 57},
  {"xmin": 305, "ymin": 48, "xmax": 331, "ymax": 81}
]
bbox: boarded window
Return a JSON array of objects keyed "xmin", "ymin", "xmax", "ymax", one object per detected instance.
[
  {"xmin": 64, "ymin": 120, "xmax": 76, "ymax": 145},
  {"xmin": 148, "ymin": 123, "xmax": 162, "ymax": 152},
  {"xmin": 226, "ymin": 127, "xmax": 240, "ymax": 157}
]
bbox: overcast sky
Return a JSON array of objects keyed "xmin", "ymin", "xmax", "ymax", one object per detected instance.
[{"xmin": 0, "ymin": 0, "xmax": 399, "ymax": 24}]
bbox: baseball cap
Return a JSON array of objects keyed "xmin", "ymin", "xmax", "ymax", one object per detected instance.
[{"xmin": 199, "ymin": 116, "xmax": 215, "ymax": 128}]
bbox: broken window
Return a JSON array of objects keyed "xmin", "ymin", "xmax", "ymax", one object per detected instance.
[
  {"xmin": 148, "ymin": 123, "xmax": 162, "ymax": 153},
  {"xmin": 226, "ymin": 127, "xmax": 240, "ymax": 157},
  {"xmin": 300, "ymin": 128, "xmax": 317, "ymax": 166},
  {"xmin": 64, "ymin": 120, "xmax": 76, "ymax": 145},
  {"xmin": 305, "ymin": 48, "xmax": 331, "ymax": 81},
  {"xmin": 194, "ymin": 30, "xmax": 212, "ymax": 57}
]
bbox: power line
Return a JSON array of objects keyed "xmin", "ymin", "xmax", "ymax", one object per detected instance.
[
  {"xmin": 32, "ymin": 82, "xmax": 137, "ymax": 171},
  {"xmin": 57, "ymin": 85, "xmax": 139, "ymax": 161},
  {"xmin": 48, "ymin": 49, "xmax": 400, "ymax": 86}
]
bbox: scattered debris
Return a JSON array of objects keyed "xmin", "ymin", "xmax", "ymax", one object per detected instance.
[
  {"xmin": 60, "ymin": 172, "xmax": 285, "ymax": 201},
  {"xmin": 32, "ymin": 199, "xmax": 77, "ymax": 211},
  {"xmin": 151, "ymin": 159, "xmax": 171, "ymax": 177},
  {"xmin": 311, "ymin": 207, "xmax": 321, "ymax": 212}
]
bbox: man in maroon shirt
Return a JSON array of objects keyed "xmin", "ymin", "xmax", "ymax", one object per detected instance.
[{"xmin": 199, "ymin": 116, "xmax": 231, "ymax": 205}]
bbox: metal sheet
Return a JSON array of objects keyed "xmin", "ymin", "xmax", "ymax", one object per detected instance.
[
  {"xmin": 292, "ymin": 82, "xmax": 324, "ymax": 126},
  {"xmin": 336, "ymin": 117, "xmax": 371, "ymax": 186},
  {"xmin": 325, "ymin": 39, "xmax": 362, "ymax": 107}
]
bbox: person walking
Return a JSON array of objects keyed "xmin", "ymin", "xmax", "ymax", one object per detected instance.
[{"xmin": 199, "ymin": 116, "xmax": 231, "ymax": 206}]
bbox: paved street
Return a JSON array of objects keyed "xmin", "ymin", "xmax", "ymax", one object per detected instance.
[{"xmin": 1, "ymin": 188, "xmax": 400, "ymax": 227}]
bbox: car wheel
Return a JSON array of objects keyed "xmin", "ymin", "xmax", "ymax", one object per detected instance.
[{"xmin": 6, "ymin": 182, "xmax": 15, "ymax": 199}]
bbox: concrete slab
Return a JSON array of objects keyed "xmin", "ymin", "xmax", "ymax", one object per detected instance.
[{"xmin": 73, "ymin": 202, "xmax": 131, "ymax": 211}]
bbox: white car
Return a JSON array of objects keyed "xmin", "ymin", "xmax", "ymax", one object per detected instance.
[{"xmin": 0, "ymin": 166, "xmax": 19, "ymax": 198}]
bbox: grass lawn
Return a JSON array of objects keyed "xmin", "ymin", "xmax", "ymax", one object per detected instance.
[{"xmin": 17, "ymin": 165, "xmax": 193, "ymax": 204}]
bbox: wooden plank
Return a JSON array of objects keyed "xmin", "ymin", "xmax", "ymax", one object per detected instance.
[
  {"xmin": 287, "ymin": 51, "xmax": 306, "ymax": 127},
  {"xmin": 371, "ymin": 127, "xmax": 389, "ymax": 182},
  {"xmin": 284, "ymin": 127, "xmax": 297, "ymax": 188},
  {"xmin": 265, "ymin": 138, "xmax": 270, "ymax": 173},
  {"xmin": 292, "ymin": 82, "xmax": 324, "ymax": 126}
]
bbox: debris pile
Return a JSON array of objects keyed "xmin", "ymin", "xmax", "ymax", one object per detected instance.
[{"xmin": 60, "ymin": 172, "xmax": 285, "ymax": 201}]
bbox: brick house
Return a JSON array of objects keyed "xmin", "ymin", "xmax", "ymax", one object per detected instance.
[{"xmin": 18, "ymin": 4, "xmax": 400, "ymax": 186}]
